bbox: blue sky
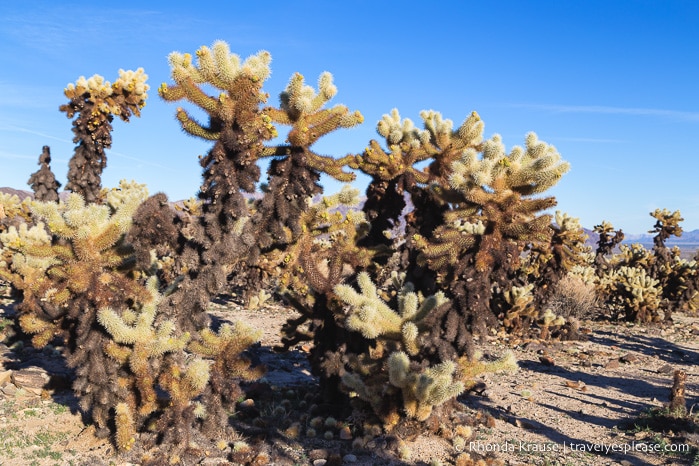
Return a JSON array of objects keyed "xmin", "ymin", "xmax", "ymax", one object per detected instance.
[{"xmin": 1, "ymin": 1, "xmax": 698, "ymax": 233}]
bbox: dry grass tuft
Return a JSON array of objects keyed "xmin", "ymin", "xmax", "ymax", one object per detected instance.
[{"xmin": 547, "ymin": 274, "xmax": 599, "ymax": 320}]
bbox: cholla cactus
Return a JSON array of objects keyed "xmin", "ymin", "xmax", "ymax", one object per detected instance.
[
  {"xmin": 600, "ymin": 266, "xmax": 662, "ymax": 322},
  {"xmin": 415, "ymin": 131, "xmax": 569, "ymax": 340},
  {"xmin": 351, "ymin": 109, "xmax": 483, "ymax": 252},
  {"xmin": 593, "ymin": 221, "xmax": 624, "ymax": 275},
  {"xmin": 420, "ymin": 132, "xmax": 568, "ymax": 274},
  {"xmin": 61, "ymin": 69, "xmax": 148, "ymax": 203},
  {"xmin": 500, "ymin": 284, "xmax": 537, "ymax": 333},
  {"xmin": 520, "ymin": 211, "xmax": 592, "ymax": 315},
  {"xmin": 0, "ymin": 181, "xmax": 149, "ymax": 434},
  {"xmin": 160, "ymin": 41, "xmax": 274, "ymax": 210},
  {"xmin": 324, "ymin": 271, "xmax": 463, "ymax": 427},
  {"xmin": 613, "ymin": 243, "xmax": 654, "ymax": 269},
  {"xmin": 252, "ymin": 71, "xmax": 363, "ymax": 258},
  {"xmin": 647, "ymin": 209, "xmax": 691, "ymax": 320},
  {"xmin": 0, "ymin": 192, "xmax": 32, "ymax": 230},
  {"xmin": 149, "ymin": 42, "xmax": 279, "ymax": 329},
  {"xmin": 27, "ymin": 146, "xmax": 61, "ymax": 202},
  {"xmin": 649, "ymin": 208, "xmax": 683, "ymax": 248}
]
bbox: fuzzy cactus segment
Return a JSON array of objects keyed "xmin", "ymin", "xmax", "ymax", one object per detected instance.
[
  {"xmin": 387, "ymin": 351, "xmax": 464, "ymax": 421},
  {"xmin": 335, "ymin": 271, "xmax": 448, "ymax": 355}
]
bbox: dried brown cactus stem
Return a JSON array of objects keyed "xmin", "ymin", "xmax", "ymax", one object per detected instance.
[{"xmin": 669, "ymin": 369, "xmax": 687, "ymax": 416}]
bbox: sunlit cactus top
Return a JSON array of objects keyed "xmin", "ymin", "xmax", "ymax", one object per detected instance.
[
  {"xmin": 555, "ymin": 211, "xmax": 583, "ymax": 232},
  {"xmin": 271, "ymin": 71, "xmax": 363, "ymax": 146},
  {"xmin": 63, "ymin": 68, "xmax": 148, "ymax": 120},
  {"xmin": 449, "ymin": 132, "xmax": 570, "ymax": 196},
  {"xmin": 166, "ymin": 41, "xmax": 271, "ymax": 87},
  {"xmin": 649, "ymin": 208, "xmax": 684, "ymax": 237},
  {"xmin": 159, "ymin": 41, "xmax": 274, "ymax": 141},
  {"xmin": 357, "ymin": 109, "xmax": 485, "ymax": 183}
]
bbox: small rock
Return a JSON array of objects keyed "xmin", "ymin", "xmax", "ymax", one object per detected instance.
[
  {"xmin": 539, "ymin": 355, "xmax": 555, "ymax": 366},
  {"xmin": 657, "ymin": 364, "xmax": 674, "ymax": 375},
  {"xmin": 313, "ymin": 460, "xmax": 327, "ymax": 466},
  {"xmin": 339, "ymin": 426, "xmax": 352, "ymax": 440},
  {"xmin": 605, "ymin": 360, "xmax": 620, "ymax": 370},
  {"xmin": 0, "ymin": 369, "xmax": 11, "ymax": 386},
  {"xmin": 11, "ymin": 368, "xmax": 50, "ymax": 391},
  {"xmin": 619, "ymin": 354, "xmax": 640, "ymax": 364},
  {"xmin": 2, "ymin": 382, "xmax": 17, "ymax": 396},
  {"xmin": 343, "ymin": 454, "xmax": 357, "ymax": 463}
]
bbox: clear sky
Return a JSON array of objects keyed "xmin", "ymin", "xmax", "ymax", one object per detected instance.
[{"xmin": 1, "ymin": 1, "xmax": 698, "ymax": 234}]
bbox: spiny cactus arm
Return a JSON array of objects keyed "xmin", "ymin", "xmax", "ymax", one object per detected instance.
[
  {"xmin": 305, "ymin": 151, "xmax": 358, "ymax": 182},
  {"xmin": 414, "ymin": 219, "xmax": 483, "ymax": 270},
  {"xmin": 97, "ymin": 279, "xmax": 190, "ymax": 355},
  {"xmin": 351, "ymin": 139, "xmax": 431, "ymax": 183},
  {"xmin": 159, "ymin": 75, "xmax": 218, "ymax": 114},
  {"xmin": 404, "ymin": 288, "xmax": 449, "ymax": 323},
  {"xmin": 457, "ymin": 351, "xmax": 518, "ymax": 390},
  {"xmin": 174, "ymin": 107, "xmax": 220, "ymax": 140},
  {"xmin": 190, "ymin": 322, "xmax": 261, "ymax": 358},
  {"xmin": 388, "ymin": 351, "xmax": 464, "ymax": 421},
  {"xmin": 416, "ymin": 361, "xmax": 464, "ymax": 405},
  {"xmin": 18, "ymin": 313, "xmax": 57, "ymax": 347},
  {"xmin": 335, "ymin": 272, "xmax": 403, "ymax": 338},
  {"xmin": 188, "ymin": 322, "xmax": 263, "ymax": 381},
  {"xmin": 114, "ymin": 402, "xmax": 137, "ymax": 452}
]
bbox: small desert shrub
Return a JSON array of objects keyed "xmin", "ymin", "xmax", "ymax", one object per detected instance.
[{"xmin": 547, "ymin": 274, "xmax": 598, "ymax": 320}]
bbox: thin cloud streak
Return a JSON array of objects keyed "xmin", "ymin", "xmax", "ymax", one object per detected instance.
[
  {"xmin": 0, "ymin": 150, "xmax": 36, "ymax": 160},
  {"xmin": 508, "ymin": 103, "xmax": 699, "ymax": 122},
  {"xmin": 551, "ymin": 137, "xmax": 628, "ymax": 144},
  {"xmin": 0, "ymin": 125, "xmax": 72, "ymax": 144},
  {"xmin": 109, "ymin": 151, "xmax": 173, "ymax": 171}
]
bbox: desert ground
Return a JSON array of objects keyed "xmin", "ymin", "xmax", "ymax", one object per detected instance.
[{"xmin": 1, "ymin": 283, "xmax": 698, "ymax": 466}]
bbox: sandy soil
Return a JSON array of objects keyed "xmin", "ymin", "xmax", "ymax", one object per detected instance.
[{"xmin": 1, "ymin": 290, "xmax": 698, "ymax": 466}]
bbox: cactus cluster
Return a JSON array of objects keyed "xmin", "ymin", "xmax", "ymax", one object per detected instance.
[
  {"xmin": 2, "ymin": 40, "xmax": 698, "ymax": 464},
  {"xmin": 591, "ymin": 210, "xmax": 699, "ymax": 322}
]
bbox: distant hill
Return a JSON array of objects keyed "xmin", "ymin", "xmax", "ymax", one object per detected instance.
[{"xmin": 0, "ymin": 187, "xmax": 34, "ymax": 200}]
